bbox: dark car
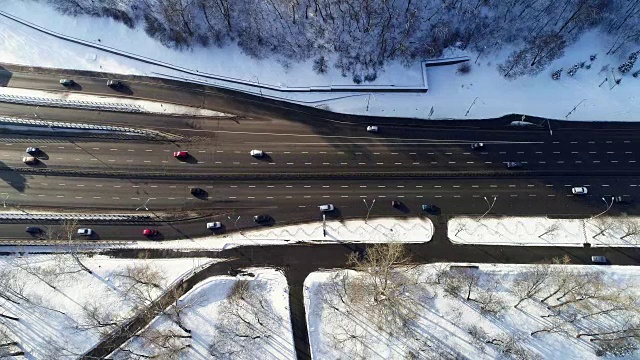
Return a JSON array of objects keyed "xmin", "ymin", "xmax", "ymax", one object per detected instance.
[
  {"xmin": 506, "ymin": 161, "xmax": 523, "ymax": 169},
  {"xmin": 107, "ymin": 79, "xmax": 123, "ymax": 89},
  {"xmin": 190, "ymin": 187, "xmax": 205, "ymax": 196},
  {"xmin": 25, "ymin": 226, "xmax": 42, "ymax": 234},
  {"xmin": 143, "ymin": 228, "xmax": 158, "ymax": 236},
  {"xmin": 591, "ymin": 256, "xmax": 608, "ymax": 264},
  {"xmin": 253, "ymin": 214, "xmax": 269, "ymax": 223},
  {"xmin": 613, "ymin": 195, "xmax": 631, "ymax": 204},
  {"xmin": 421, "ymin": 204, "xmax": 439, "ymax": 213},
  {"xmin": 470, "ymin": 143, "xmax": 484, "ymax": 149},
  {"xmin": 59, "ymin": 79, "xmax": 74, "ymax": 86},
  {"xmin": 391, "ymin": 200, "xmax": 401, "ymax": 208}
]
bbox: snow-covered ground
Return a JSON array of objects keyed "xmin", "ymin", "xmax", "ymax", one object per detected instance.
[
  {"xmin": 305, "ymin": 263, "xmax": 640, "ymax": 360},
  {"xmin": 114, "ymin": 217, "xmax": 434, "ymax": 251},
  {"xmin": 449, "ymin": 216, "xmax": 640, "ymax": 247},
  {"xmin": 2, "ymin": 1, "xmax": 640, "ymax": 121},
  {"xmin": 0, "ymin": 86, "xmax": 231, "ymax": 117},
  {"xmin": 110, "ymin": 268, "xmax": 295, "ymax": 360},
  {"xmin": 0, "ymin": 254, "xmax": 212, "ymax": 358}
]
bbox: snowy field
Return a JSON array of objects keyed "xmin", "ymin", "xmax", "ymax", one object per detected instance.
[
  {"xmin": 115, "ymin": 217, "xmax": 434, "ymax": 251},
  {"xmin": 110, "ymin": 268, "xmax": 295, "ymax": 360},
  {"xmin": 305, "ymin": 263, "xmax": 640, "ymax": 360},
  {"xmin": 2, "ymin": 1, "xmax": 640, "ymax": 121},
  {"xmin": 0, "ymin": 254, "xmax": 211, "ymax": 358},
  {"xmin": 449, "ymin": 216, "xmax": 640, "ymax": 247},
  {"xmin": 0, "ymin": 86, "xmax": 231, "ymax": 117}
]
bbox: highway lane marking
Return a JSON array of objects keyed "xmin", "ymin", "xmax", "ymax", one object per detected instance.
[
  {"xmin": 626, "ymin": 152, "xmax": 633, "ymax": 154},
  {"xmin": 467, "ymin": 161, "xmax": 474, "ymax": 164},
  {"xmin": 337, "ymin": 152, "xmax": 345, "ymax": 154},
  {"xmin": 575, "ymin": 161, "xmax": 582, "ymax": 163},
  {"xmin": 529, "ymin": 194, "xmax": 536, "ymax": 197},
  {"xmin": 607, "ymin": 151, "xmax": 615, "ymax": 154},
  {"xmin": 557, "ymin": 161, "xmax": 564, "ymax": 163},
  {"xmin": 306, "ymin": 162, "xmax": 313, "ymax": 165},
  {"xmin": 448, "ymin": 161, "xmax": 456, "ymax": 164},
  {"xmin": 112, "ymin": 197, "xmax": 120, "ymax": 199},
  {"xmin": 234, "ymin": 162, "xmax": 241, "ymax": 165},
  {"xmin": 56, "ymin": 157, "xmax": 63, "ymax": 160},
  {"xmin": 249, "ymin": 186, "xmax": 256, "ymax": 188},
  {"xmin": 93, "ymin": 196, "xmax": 101, "ymax": 199},
  {"xmin": 75, "ymin": 196, "xmax": 83, "ymax": 199},
  {"xmin": 535, "ymin": 152, "xmax": 542, "ymax": 154},
  {"xmin": 611, "ymin": 160, "xmax": 619, "ymax": 163},
  {"xmin": 485, "ymin": 161, "xmax": 492, "ymax": 164},
  {"xmin": 428, "ymin": 152, "xmax": 434, "ymax": 155},
  {"xmin": 452, "ymin": 185, "xmax": 460, "ymax": 188},
  {"xmin": 114, "ymin": 185, "xmax": 121, "ymax": 188},
  {"xmin": 286, "ymin": 196, "xmax": 292, "ymax": 199},
  {"xmin": 197, "ymin": 161, "xmax": 205, "ymax": 164},
  {"xmin": 571, "ymin": 152, "xmax": 578, "ymax": 154},
  {"xmin": 553, "ymin": 142, "xmax": 560, "ymax": 144},
  {"xmin": 373, "ymin": 152, "xmax": 381, "ymax": 155},
  {"xmin": 230, "ymin": 186, "xmax": 237, "ymax": 188},
  {"xmin": 601, "ymin": 185, "xmax": 609, "ymax": 187},
  {"xmin": 323, "ymin": 196, "xmax": 330, "ymax": 198},
  {"xmin": 416, "ymin": 195, "xmax": 423, "ymax": 198},
  {"xmin": 378, "ymin": 195, "xmax": 386, "ymax": 198},
  {"xmin": 553, "ymin": 152, "xmax": 560, "ymax": 154},
  {"xmin": 606, "ymin": 141, "xmax": 613, "ymax": 143},
  {"xmin": 490, "ymin": 185, "xmax": 497, "ymax": 188},
  {"xmin": 319, "ymin": 152, "xmax": 326, "ymax": 154},
  {"xmin": 108, "ymin": 160, "xmax": 115, "ymax": 162},
  {"xmin": 143, "ymin": 160, "xmax": 150, "ymax": 163},
  {"xmin": 539, "ymin": 161, "xmax": 546, "ymax": 164},
  {"xmin": 57, "ymin": 195, "xmax": 64, "ymax": 198},
  {"xmin": 570, "ymin": 141, "xmax": 578, "ymax": 144},
  {"xmin": 341, "ymin": 186, "xmax": 349, "ymax": 188},
  {"xmin": 304, "ymin": 185, "xmax": 311, "ymax": 188},
  {"xmin": 624, "ymin": 141, "xmax": 631, "ymax": 143},
  {"xmin": 58, "ymin": 183, "xmax": 66, "ymax": 186},
  {"xmin": 445, "ymin": 152, "xmax": 452, "ymax": 155},
  {"xmin": 304, "ymin": 196, "xmax": 311, "ymax": 198},
  {"xmin": 286, "ymin": 185, "xmax": 293, "ymax": 188},
  {"xmin": 268, "ymin": 186, "xmax": 275, "ymax": 188},
  {"xmin": 395, "ymin": 162, "xmax": 402, "ymax": 165},
  {"xmin": 397, "ymin": 186, "xmax": 404, "ymax": 188},
  {"xmin": 229, "ymin": 196, "xmax": 236, "ymax": 199},
  {"xmin": 360, "ymin": 186, "xmax": 367, "ymax": 188},
  {"xmin": 90, "ymin": 158, "xmax": 98, "ymax": 161},
  {"xmin": 247, "ymin": 197, "xmax": 255, "ymax": 199},
  {"xmin": 463, "ymin": 152, "xmax": 471, "ymax": 155},
  {"xmin": 589, "ymin": 152, "xmax": 596, "ymax": 154},
  {"xmin": 527, "ymin": 185, "xmax": 535, "ymax": 187},
  {"xmin": 217, "ymin": 151, "xmax": 224, "ymax": 153},
  {"xmin": 588, "ymin": 141, "xmax": 595, "ymax": 144},
  {"xmin": 96, "ymin": 185, "xmax": 103, "ymax": 187},
  {"xmin": 162, "ymin": 160, "xmax": 168, "ymax": 163},
  {"xmin": 215, "ymin": 162, "xmax": 222, "ymax": 164},
  {"xmin": 377, "ymin": 162, "xmax": 384, "ymax": 165},
  {"xmin": 499, "ymin": 152, "xmax": 506, "ymax": 154},
  {"xmin": 410, "ymin": 152, "xmax": 416, "ymax": 155},
  {"xmin": 436, "ymin": 195, "xmax": 443, "ymax": 198},
  {"xmin": 284, "ymin": 151, "xmax": 291, "ymax": 154},
  {"xmin": 355, "ymin": 152, "xmax": 362, "ymax": 154},
  {"xmin": 435, "ymin": 185, "xmax": 442, "ymax": 188},
  {"xmin": 378, "ymin": 186, "xmax": 386, "ymax": 188},
  {"xmin": 302, "ymin": 151, "xmax": 309, "ymax": 154},
  {"xmin": 517, "ymin": 151, "xmax": 524, "ymax": 154},
  {"xmin": 546, "ymin": 184, "xmax": 554, "ymax": 187},
  {"xmin": 267, "ymin": 196, "xmax": 274, "ymax": 199},
  {"xmin": 76, "ymin": 184, "xmax": 84, "ymax": 187},
  {"xmin": 630, "ymin": 160, "xmax": 637, "ymax": 163},
  {"xmin": 199, "ymin": 150, "xmax": 206, "ymax": 153},
  {"xmin": 127, "ymin": 149, "xmax": 135, "ymax": 152},
  {"xmin": 324, "ymin": 162, "xmax": 330, "ymax": 165},
  {"xmin": 145, "ymin": 149, "xmax": 153, "ymax": 152},
  {"xmin": 341, "ymin": 162, "xmax": 348, "ymax": 165},
  {"xmin": 298, "ymin": 205, "xmax": 306, "ymax": 207},
  {"xmin": 391, "ymin": 152, "xmax": 399, "ymax": 155},
  {"xmin": 593, "ymin": 160, "xmax": 600, "ymax": 163},
  {"xmin": 510, "ymin": 194, "xmax": 518, "ymax": 197},
  {"xmin": 359, "ymin": 162, "xmax": 366, "ymax": 165},
  {"xmin": 413, "ymin": 162, "xmax": 420, "ymax": 165},
  {"xmin": 548, "ymin": 194, "xmax": 555, "ymax": 197},
  {"xmin": 631, "ymin": 185, "xmax": 637, "ymax": 187},
  {"xmin": 37, "ymin": 194, "xmax": 45, "ymax": 197}
]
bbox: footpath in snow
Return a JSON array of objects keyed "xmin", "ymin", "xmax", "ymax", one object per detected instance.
[
  {"xmin": 0, "ymin": 254, "xmax": 212, "ymax": 358},
  {"xmin": 111, "ymin": 268, "xmax": 295, "ymax": 360},
  {"xmin": 305, "ymin": 263, "xmax": 640, "ymax": 360},
  {"xmin": 449, "ymin": 216, "xmax": 640, "ymax": 247},
  {"xmin": 0, "ymin": 86, "xmax": 232, "ymax": 117},
  {"xmin": 117, "ymin": 217, "xmax": 434, "ymax": 251}
]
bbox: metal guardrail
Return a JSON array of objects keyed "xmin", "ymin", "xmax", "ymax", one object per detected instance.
[
  {"xmin": 0, "ymin": 115, "xmax": 170, "ymax": 138},
  {"xmin": 0, "ymin": 94, "xmax": 144, "ymax": 113},
  {"xmin": 0, "ymin": 213, "xmax": 151, "ymax": 221}
]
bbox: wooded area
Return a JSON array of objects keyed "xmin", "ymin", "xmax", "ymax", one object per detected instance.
[{"xmin": 42, "ymin": 0, "xmax": 640, "ymax": 80}]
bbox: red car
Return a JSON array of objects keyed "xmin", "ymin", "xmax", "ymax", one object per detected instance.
[
  {"xmin": 173, "ymin": 151, "xmax": 188, "ymax": 158},
  {"xmin": 143, "ymin": 228, "xmax": 158, "ymax": 236}
]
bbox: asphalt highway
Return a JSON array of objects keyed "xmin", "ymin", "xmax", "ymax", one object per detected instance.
[{"xmin": 0, "ymin": 65, "xmax": 638, "ymax": 243}]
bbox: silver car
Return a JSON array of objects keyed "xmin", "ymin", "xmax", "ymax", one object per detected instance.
[
  {"xmin": 572, "ymin": 187, "xmax": 588, "ymax": 195},
  {"xmin": 319, "ymin": 204, "xmax": 335, "ymax": 212}
]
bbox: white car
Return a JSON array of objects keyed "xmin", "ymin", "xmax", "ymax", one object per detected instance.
[
  {"xmin": 319, "ymin": 204, "xmax": 335, "ymax": 212},
  {"xmin": 22, "ymin": 156, "xmax": 37, "ymax": 164},
  {"xmin": 366, "ymin": 126, "xmax": 379, "ymax": 133},
  {"xmin": 77, "ymin": 228, "xmax": 93, "ymax": 236},
  {"xmin": 250, "ymin": 149, "xmax": 264, "ymax": 157},
  {"xmin": 207, "ymin": 222, "xmax": 222, "ymax": 229},
  {"xmin": 571, "ymin": 187, "xmax": 588, "ymax": 195}
]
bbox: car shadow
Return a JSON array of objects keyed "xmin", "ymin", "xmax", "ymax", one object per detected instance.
[
  {"xmin": 183, "ymin": 154, "xmax": 199, "ymax": 164},
  {"xmin": 393, "ymin": 201, "xmax": 411, "ymax": 214},
  {"xmin": 67, "ymin": 83, "xmax": 83, "ymax": 91},
  {"xmin": 145, "ymin": 232, "xmax": 164, "ymax": 241},
  {"xmin": 111, "ymin": 83, "xmax": 133, "ymax": 96},
  {"xmin": 323, "ymin": 207, "xmax": 342, "ymax": 219},
  {"xmin": 34, "ymin": 150, "xmax": 49, "ymax": 160},
  {"xmin": 210, "ymin": 224, "xmax": 226, "ymax": 235},
  {"xmin": 255, "ymin": 216, "xmax": 275, "ymax": 227},
  {"xmin": 256, "ymin": 153, "xmax": 273, "ymax": 162}
]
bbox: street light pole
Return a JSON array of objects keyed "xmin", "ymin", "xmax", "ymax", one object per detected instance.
[
  {"xmin": 363, "ymin": 198, "xmax": 376, "ymax": 223},
  {"xmin": 478, "ymin": 196, "xmax": 497, "ymax": 220},
  {"xmin": 590, "ymin": 197, "xmax": 614, "ymax": 220},
  {"xmin": 228, "ymin": 215, "xmax": 240, "ymax": 233}
]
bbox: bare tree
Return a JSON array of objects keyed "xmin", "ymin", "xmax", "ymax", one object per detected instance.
[{"xmin": 512, "ymin": 265, "xmax": 552, "ymax": 308}]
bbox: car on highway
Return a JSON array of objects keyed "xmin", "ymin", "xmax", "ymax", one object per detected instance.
[
  {"xmin": 391, "ymin": 200, "xmax": 402, "ymax": 208},
  {"xmin": 421, "ymin": 204, "xmax": 439, "ymax": 213},
  {"xmin": 250, "ymin": 149, "xmax": 264, "ymax": 157},
  {"xmin": 207, "ymin": 222, "xmax": 222, "ymax": 229},
  {"xmin": 143, "ymin": 228, "xmax": 158, "ymax": 236},
  {"xmin": 571, "ymin": 186, "xmax": 588, "ymax": 195},
  {"xmin": 253, "ymin": 214, "xmax": 270, "ymax": 223},
  {"xmin": 173, "ymin": 151, "xmax": 189, "ymax": 158},
  {"xmin": 25, "ymin": 226, "xmax": 42, "ymax": 234},
  {"xmin": 26, "ymin": 147, "xmax": 40, "ymax": 154},
  {"xmin": 613, "ymin": 195, "xmax": 631, "ymax": 204},
  {"xmin": 77, "ymin": 228, "xmax": 93, "ymax": 236},
  {"xmin": 107, "ymin": 79, "xmax": 123, "ymax": 89},
  {"xmin": 366, "ymin": 125, "xmax": 379, "ymax": 133},
  {"xmin": 59, "ymin": 79, "xmax": 74, "ymax": 86},
  {"xmin": 190, "ymin": 187, "xmax": 205, "ymax": 196},
  {"xmin": 506, "ymin": 161, "xmax": 522, "ymax": 169},
  {"xmin": 471, "ymin": 143, "xmax": 484, "ymax": 149},
  {"xmin": 591, "ymin": 255, "xmax": 608, "ymax": 264},
  {"xmin": 319, "ymin": 204, "xmax": 335, "ymax": 212},
  {"xmin": 22, "ymin": 156, "xmax": 38, "ymax": 165}
]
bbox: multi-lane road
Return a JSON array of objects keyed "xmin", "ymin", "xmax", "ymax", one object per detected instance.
[{"xmin": 0, "ymin": 64, "xmax": 638, "ymax": 242}]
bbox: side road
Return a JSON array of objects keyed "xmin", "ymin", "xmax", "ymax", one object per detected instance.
[{"xmin": 81, "ymin": 217, "xmax": 640, "ymax": 359}]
